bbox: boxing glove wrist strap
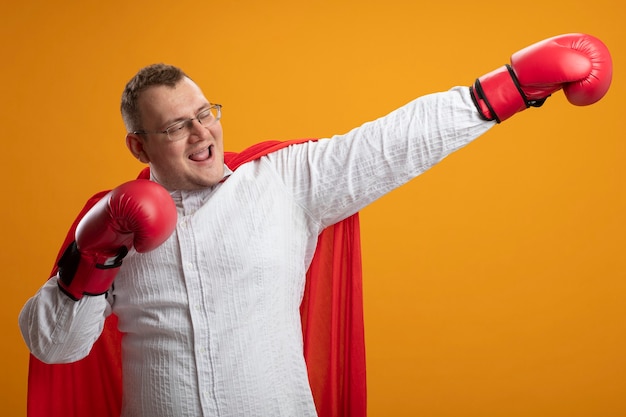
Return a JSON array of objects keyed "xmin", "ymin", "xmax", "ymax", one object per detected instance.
[
  {"xmin": 470, "ymin": 65, "xmax": 549, "ymax": 123},
  {"xmin": 57, "ymin": 241, "xmax": 128, "ymax": 301}
]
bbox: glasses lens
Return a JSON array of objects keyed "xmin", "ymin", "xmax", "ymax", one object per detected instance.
[
  {"xmin": 199, "ymin": 105, "xmax": 221, "ymax": 125},
  {"xmin": 166, "ymin": 121, "xmax": 188, "ymax": 141},
  {"xmin": 164, "ymin": 105, "xmax": 221, "ymax": 141},
  {"xmin": 212, "ymin": 105, "xmax": 221, "ymax": 121},
  {"xmin": 197, "ymin": 108, "xmax": 215, "ymax": 126}
]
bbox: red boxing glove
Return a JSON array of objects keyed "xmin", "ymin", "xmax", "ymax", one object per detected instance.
[
  {"xmin": 57, "ymin": 179, "xmax": 177, "ymax": 300},
  {"xmin": 470, "ymin": 33, "xmax": 613, "ymax": 123}
]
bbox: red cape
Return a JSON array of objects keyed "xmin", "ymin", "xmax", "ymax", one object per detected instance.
[{"xmin": 27, "ymin": 140, "xmax": 367, "ymax": 417}]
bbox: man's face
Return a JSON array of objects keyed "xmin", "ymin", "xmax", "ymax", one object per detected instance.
[{"xmin": 126, "ymin": 77, "xmax": 225, "ymax": 191}]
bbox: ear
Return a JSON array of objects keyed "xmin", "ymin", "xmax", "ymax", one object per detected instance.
[{"xmin": 126, "ymin": 133, "xmax": 150, "ymax": 163}]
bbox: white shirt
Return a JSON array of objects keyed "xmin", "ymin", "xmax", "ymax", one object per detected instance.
[{"xmin": 19, "ymin": 87, "xmax": 493, "ymax": 417}]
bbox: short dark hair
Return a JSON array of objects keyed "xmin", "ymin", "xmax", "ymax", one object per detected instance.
[{"xmin": 121, "ymin": 63, "xmax": 188, "ymax": 132}]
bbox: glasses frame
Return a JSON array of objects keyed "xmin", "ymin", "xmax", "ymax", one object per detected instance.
[{"xmin": 133, "ymin": 104, "xmax": 222, "ymax": 141}]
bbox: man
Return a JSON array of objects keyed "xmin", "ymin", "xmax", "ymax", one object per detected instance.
[{"xmin": 19, "ymin": 33, "xmax": 612, "ymax": 417}]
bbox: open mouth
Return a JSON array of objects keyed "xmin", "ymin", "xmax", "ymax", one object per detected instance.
[{"xmin": 188, "ymin": 145, "xmax": 213, "ymax": 162}]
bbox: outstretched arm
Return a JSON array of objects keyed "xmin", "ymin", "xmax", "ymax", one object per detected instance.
[{"xmin": 269, "ymin": 33, "xmax": 612, "ymax": 227}]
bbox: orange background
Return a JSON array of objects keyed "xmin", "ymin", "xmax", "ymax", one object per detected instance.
[{"xmin": 1, "ymin": 1, "xmax": 624, "ymax": 416}]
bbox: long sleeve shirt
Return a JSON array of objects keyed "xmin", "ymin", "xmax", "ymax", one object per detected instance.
[{"xmin": 19, "ymin": 87, "xmax": 494, "ymax": 417}]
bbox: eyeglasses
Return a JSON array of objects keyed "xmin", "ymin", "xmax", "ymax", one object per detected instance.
[{"xmin": 133, "ymin": 104, "xmax": 222, "ymax": 142}]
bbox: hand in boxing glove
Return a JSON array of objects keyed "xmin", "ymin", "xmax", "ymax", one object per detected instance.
[
  {"xmin": 470, "ymin": 33, "xmax": 613, "ymax": 123},
  {"xmin": 57, "ymin": 179, "xmax": 177, "ymax": 301}
]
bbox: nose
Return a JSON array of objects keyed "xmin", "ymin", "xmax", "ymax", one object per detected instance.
[{"xmin": 188, "ymin": 118, "xmax": 210, "ymax": 140}]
